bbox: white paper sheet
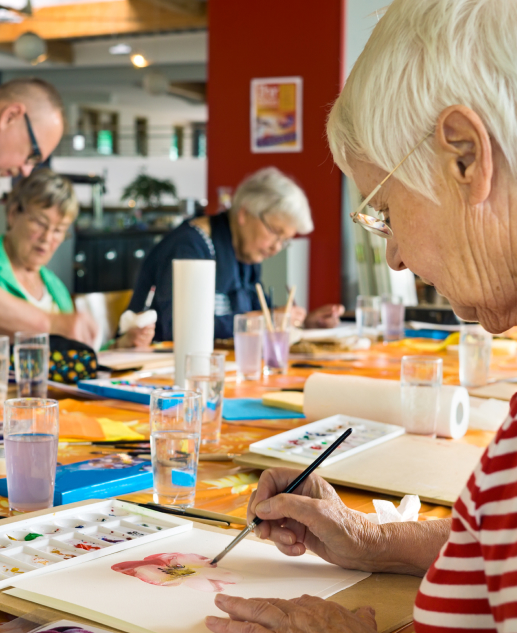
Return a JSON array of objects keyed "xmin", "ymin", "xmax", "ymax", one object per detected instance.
[{"xmin": 7, "ymin": 528, "xmax": 369, "ymax": 633}]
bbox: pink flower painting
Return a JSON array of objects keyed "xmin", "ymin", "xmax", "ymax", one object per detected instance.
[{"xmin": 111, "ymin": 553, "xmax": 241, "ymax": 592}]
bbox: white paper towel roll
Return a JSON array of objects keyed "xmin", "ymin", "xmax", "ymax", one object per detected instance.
[
  {"xmin": 173, "ymin": 259, "xmax": 215, "ymax": 387},
  {"xmin": 304, "ymin": 373, "xmax": 469, "ymax": 439}
]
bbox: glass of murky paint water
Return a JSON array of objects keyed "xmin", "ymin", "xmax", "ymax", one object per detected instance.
[
  {"xmin": 14, "ymin": 332, "xmax": 49, "ymax": 398},
  {"xmin": 4, "ymin": 398, "xmax": 59, "ymax": 512},
  {"xmin": 459, "ymin": 324, "xmax": 492, "ymax": 388},
  {"xmin": 401, "ymin": 356, "xmax": 443, "ymax": 438},
  {"xmin": 185, "ymin": 352, "xmax": 225, "ymax": 445},
  {"xmin": 234, "ymin": 314, "xmax": 264, "ymax": 381},
  {"xmin": 150, "ymin": 388, "xmax": 202, "ymax": 507}
]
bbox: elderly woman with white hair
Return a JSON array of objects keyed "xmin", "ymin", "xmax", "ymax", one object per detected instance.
[
  {"xmin": 205, "ymin": 1, "xmax": 517, "ymax": 632},
  {"xmin": 126, "ymin": 167, "xmax": 344, "ymax": 344}
]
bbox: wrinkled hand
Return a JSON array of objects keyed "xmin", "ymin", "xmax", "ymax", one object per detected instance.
[
  {"xmin": 247, "ymin": 468, "xmax": 383, "ymax": 572},
  {"xmin": 205, "ymin": 593, "xmax": 377, "ymax": 633},
  {"xmin": 115, "ymin": 324, "xmax": 155, "ymax": 349},
  {"xmin": 50, "ymin": 312, "xmax": 99, "ymax": 347},
  {"xmin": 304, "ymin": 305, "xmax": 345, "ymax": 328}
]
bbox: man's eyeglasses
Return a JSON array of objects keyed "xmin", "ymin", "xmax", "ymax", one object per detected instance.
[
  {"xmin": 351, "ymin": 131, "xmax": 433, "ymax": 239},
  {"xmin": 259, "ymin": 212, "xmax": 292, "ymax": 250},
  {"xmin": 24, "ymin": 113, "xmax": 42, "ymax": 167}
]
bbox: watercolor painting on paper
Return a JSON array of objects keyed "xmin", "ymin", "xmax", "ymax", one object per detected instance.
[{"xmin": 112, "ymin": 553, "xmax": 241, "ymax": 591}]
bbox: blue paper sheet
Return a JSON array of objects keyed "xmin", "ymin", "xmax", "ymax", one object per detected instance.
[{"xmin": 223, "ymin": 398, "xmax": 306, "ymax": 421}]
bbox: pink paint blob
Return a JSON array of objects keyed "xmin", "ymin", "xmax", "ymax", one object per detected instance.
[{"xmin": 111, "ymin": 552, "xmax": 241, "ymax": 592}]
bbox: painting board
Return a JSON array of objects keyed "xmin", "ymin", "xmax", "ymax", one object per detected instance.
[
  {"xmin": 235, "ymin": 434, "xmax": 484, "ymax": 506},
  {"xmin": 7, "ymin": 527, "xmax": 369, "ymax": 633}
]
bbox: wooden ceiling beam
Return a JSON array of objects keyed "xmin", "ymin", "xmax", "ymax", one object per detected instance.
[
  {"xmin": 0, "ymin": 39, "xmax": 74, "ymax": 63},
  {"xmin": 0, "ymin": 0, "xmax": 207, "ymax": 43}
]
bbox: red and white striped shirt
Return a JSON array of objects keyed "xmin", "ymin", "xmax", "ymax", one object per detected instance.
[{"xmin": 414, "ymin": 393, "xmax": 517, "ymax": 632}]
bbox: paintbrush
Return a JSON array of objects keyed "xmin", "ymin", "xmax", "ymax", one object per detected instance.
[
  {"xmin": 210, "ymin": 427, "xmax": 353, "ymax": 565},
  {"xmin": 119, "ymin": 500, "xmax": 247, "ymax": 526}
]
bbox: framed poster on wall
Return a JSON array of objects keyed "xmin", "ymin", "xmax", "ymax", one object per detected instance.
[{"xmin": 250, "ymin": 76, "xmax": 303, "ymax": 153}]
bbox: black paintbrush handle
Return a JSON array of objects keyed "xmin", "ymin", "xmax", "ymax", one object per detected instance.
[{"xmin": 253, "ymin": 427, "xmax": 353, "ymax": 527}]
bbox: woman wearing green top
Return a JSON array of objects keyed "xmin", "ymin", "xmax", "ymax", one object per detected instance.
[{"xmin": 0, "ymin": 168, "xmax": 76, "ymax": 315}]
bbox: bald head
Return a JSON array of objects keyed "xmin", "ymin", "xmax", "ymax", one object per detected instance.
[{"xmin": 0, "ymin": 78, "xmax": 65, "ymax": 178}]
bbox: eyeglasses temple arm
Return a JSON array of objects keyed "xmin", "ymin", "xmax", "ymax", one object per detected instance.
[{"xmin": 350, "ymin": 184, "xmax": 382, "ymax": 219}]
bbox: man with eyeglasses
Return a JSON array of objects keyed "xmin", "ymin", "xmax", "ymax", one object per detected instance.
[
  {"xmin": 0, "ymin": 78, "xmax": 97, "ymax": 345},
  {"xmin": 125, "ymin": 167, "xmax": 345, "ymax": 345}
]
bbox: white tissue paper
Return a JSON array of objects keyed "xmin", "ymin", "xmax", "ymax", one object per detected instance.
[
  {"xmin": 360, "ymin": 495, "xmax": 421, "ymax": 525},
  {"xmin": 119, "ymin": 309, "xmax": 158, "ymax": 335},
  {"xmin": 468, "ymin": 396, "xmax": 509, "ymax": 431}
]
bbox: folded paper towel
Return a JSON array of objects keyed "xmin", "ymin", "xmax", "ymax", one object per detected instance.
[
  {"xmin": 304, "ymin": 373, "xmax": 470, "ymax": 439},
  {"xmin": 358, "ymin": 495, "xmax": 421, "ymax": 524},
  {"xmin": 119, "ymin": 310, "xmax": 158, "ymax": 335}
]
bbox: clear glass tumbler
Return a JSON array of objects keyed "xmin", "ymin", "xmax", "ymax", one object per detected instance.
[
  {"xmin": 381, "ymin": 295, "xmax": 405, "ymax": 342},
  {"xmin": 459, "ymin": 324, "xmax": 492, "ymax": 388},
  {"xmin": 185, "ymin": 352, "xmax": 225, "ymax": 445},
  {"xmin": 4, "ymin": 398, "xmax": 59, "ymax": 512},
  {"xmin": 150, "ymin": 388, "xmax": 202, "ymax": 507},
  {"xmin": 14, "ymin": 332, "xmax": 49, "ymax": 398},
  {"xmin": 356, "ymin": 296, "xmax": 381, "ymax": 339},
  {"xmin": 234, "ymin": 314, "xmax": 264, "ymax": 381},
  {"xmin": 0, "ymin": 336, "xmax": 10, "ymax": 408},
  {"xmin": 401, "ymin": 356, "xmax": 443, "ymax": 437},
  {"xmin": 263, "ymin": 312, "xmax": 290, "ymax": 375}
]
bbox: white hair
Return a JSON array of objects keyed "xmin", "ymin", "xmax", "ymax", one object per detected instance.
[
  {"xmin": 327, "ymin": 0, "xmax": 517, "ymax": 203},
  {"xmin": 231, "ymin": 167, "xmax": 314, "ymax": 235}
]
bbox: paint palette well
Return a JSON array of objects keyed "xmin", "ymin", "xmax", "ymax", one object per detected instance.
[
  {"xmin": 0, "ymin": 499, "xmax": 192, "ymax": 589},
  {"xmin": 249, "ymin": 414, "xmax": 405, "ymax": 467}
]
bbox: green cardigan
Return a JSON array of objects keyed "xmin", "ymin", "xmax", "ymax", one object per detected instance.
[{"xmin": 0, "ymin": 236, "xmax": 74, "ymax": 313}]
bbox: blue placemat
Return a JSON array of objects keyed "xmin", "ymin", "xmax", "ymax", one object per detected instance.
[{"xmin": 223, "ymin": 398, "xmax": 305, "ymax": 421}]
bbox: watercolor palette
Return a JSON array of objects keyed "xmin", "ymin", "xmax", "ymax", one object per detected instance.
[
  {"xmin": 0, "ymin": 499, "xmax": 192, "ymax": 589},
  {"xmin": 249, "ymin": 414, "xmax": 405, "ymax": 467}
]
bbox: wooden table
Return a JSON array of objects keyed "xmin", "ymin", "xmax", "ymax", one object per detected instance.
[{"xmin": 0, "ymin": 338, "xmax": 511, "ymax": 631}]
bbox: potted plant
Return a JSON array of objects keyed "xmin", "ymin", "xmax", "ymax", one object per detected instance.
[{"xmin": 121, "ymin": 173, "xmax": 177, "ymax": 209}]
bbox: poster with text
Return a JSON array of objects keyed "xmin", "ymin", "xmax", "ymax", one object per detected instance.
[{"xmin": 250, "ymin": 77, "xmax": 303, "ymax": 153}]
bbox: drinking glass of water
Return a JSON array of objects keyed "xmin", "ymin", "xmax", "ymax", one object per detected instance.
[
  {"xmin": 150, "ymin": 388, "xmax": 202, "ymax": 507},
  {"xmin": 356, "ymin": 296, "xmax": 381, "ymax": 339},
  {"xmin": 263, "ymin": 312, "xmax": 290, "ymax": 375},
  {"xmin": 401, "ymin": 356, "xmax": 443, "ymax": 438},
  {"xmin": 381, "ymin": 295, "xmax": 405, "ymax": 342},
  {"xmin": 234, "ymin": 314, "xmax": 264, "ymax": 381},
  {"xmin": 14, "ymin": 332, "xmax": 49, "ymax": 398},
  {"xmin": 459, "ymin": 324, "xmax": 492, "ymax": 388},
  {"xmin": 4, "ymin": 398, "xmax": 59, "ymax": 512},
  {"xmin": 185, "ymin": 352, "xmax": 225, "ymax": 445}
]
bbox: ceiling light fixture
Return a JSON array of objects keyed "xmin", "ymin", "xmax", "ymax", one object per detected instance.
[
  {"xmin": 131, "ymin": 53, "xmax": 149, "ymax": 68},
  {"xmin": 109, "ymin": 43, "xmax": 132, "ymax": 55}
]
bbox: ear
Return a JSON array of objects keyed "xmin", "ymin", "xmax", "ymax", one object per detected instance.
[
  {"xmin": 235, "ymin": 206, "xmax": 247, "ymax": 226},
  {"xmin": 6, "ymin": 204, "xmax": 18, "ymax": 231},
  {"xmin": 435, "ymin": 105, "xmax": 492, "ymax": 206},
  {"xmin": 0, "ymin": 102, "xmax": 25, "ymax": 132}
]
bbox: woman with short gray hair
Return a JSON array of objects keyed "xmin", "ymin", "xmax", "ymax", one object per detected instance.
[
  {"xmin": 206, "ymin": 1, "xmax": 517, "ymax": 632},
  {"xmin": 127, "ymin": 167, "xmax": 344, "ymax": 344}
]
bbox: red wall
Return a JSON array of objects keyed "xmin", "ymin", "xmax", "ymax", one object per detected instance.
[{"xmin": 207, "ymin": 0, "xmax": 346, "ymax": 309}]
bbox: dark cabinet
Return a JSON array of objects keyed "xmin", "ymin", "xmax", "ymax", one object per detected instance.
[{"xmin": 75, "ymin": 232, "xmax": 164, "ymax": 293}]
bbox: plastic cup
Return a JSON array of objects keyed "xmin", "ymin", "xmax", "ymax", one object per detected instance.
[
  {"xmin": 356, "ymin": 296, "xmax": 381, "ymax": 339},
  {"xmin": 4, "ymin": 398, "xmax": 59, "ymax": 512},
  {"xmin": 14, "ymin": 332, "xmax": 49, "ymax": 398},
  {"xmin": 263, "ymin": 312, "xmax": 290, "ymax": 375},
  {"xmin": 459, "ymin": 324, "xmax": 492, "ymax": 388},
  {"xmin": 381, "ymin": 295, "xmax": 405, "ymax": 342},
  {"xmin": 150, "ymin": 388, "xmax": 202, "ymax": 507},
  {"xmin": 234, "ymin": 314, "xmax": 264, "ymax": 381},
  {"xmin": 401, "ymin": 356, "xmax": 443, "ymax": 438},
  {"xmin": 185, "ymin": 352, "xmax": 225, "ymax": 445}
]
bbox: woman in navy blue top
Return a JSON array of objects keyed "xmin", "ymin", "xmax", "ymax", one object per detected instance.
[{"xmin": 125, "ymin": 168, "xmax": 344, "ymax": 343}]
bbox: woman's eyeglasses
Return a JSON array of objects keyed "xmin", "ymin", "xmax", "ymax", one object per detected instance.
[
  {"xmin": 351, "ymin": 132, "xmax": 432, "ymax": 239},
  {"xmin": 24, "ymin": 113, "xmax": 43, "ymax": 167},
  {"xmin": 259, "ymin": 212, "xmax": 292, "ymax": 250}
]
